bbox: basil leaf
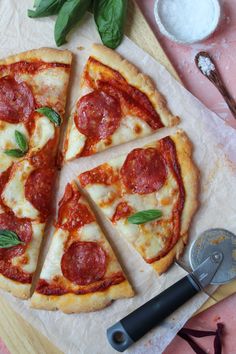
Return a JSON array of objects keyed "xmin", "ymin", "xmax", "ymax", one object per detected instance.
[
  {"xmin": 4, "ymin": 149, "xmax": 25, "ymax": 158},
  {"xmin": 15, "ymin": 130, "xmax": 28, "ymax": 153},
  {"xmin": 0, "ymin": 230, "xmax": 23, "ymax": 249},
  {"xmin": 54, "ymin": 0, "xmax": 92, "ymax": 47},
  {"xmin": 128, "ymin": 210, "xmax": 162, "ymax": 225},
  {"xmin": 36, "ymin": 107, "xmax": 62, "ymax": 126},
  {"xmin": 94, "ymin": 0, "xmax": 127, "ymax": 49},
  {"xmin": 28, "ymin": 0, "xmax": 66, "ymax": 18},
  {"xmin": 34, "ymin": 0, "xmax": 41, "ymax": 7}
]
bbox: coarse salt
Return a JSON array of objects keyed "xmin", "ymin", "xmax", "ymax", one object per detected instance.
[
  {"xmin": 155, "ymin": 0, "xmax": 220, "ymax": 44},
  {"xmin": 197, "ymin": 56, "xmax": 215, "ymax": 76}
]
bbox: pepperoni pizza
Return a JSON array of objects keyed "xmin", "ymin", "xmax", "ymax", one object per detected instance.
[
  {"xmin": 78, "ymin": 131, "xmax": 198, "ymax": 274},
  {"xmin": 0, "ymin": 48, "xmax": 72, "ymax": 298},
  {"xmin": 63, "ymin": 44, "xmax": 179, "ymax": 160},
  {"xmin": 31, "ymin": 182, "xmax": 133, "ymax": 313}
]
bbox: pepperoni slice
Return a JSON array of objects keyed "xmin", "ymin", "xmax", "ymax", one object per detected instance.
[
  {"xmin": 29, "ymin": 138, "xmax": 57, "ymax": 168},
  {"xmin": 61, "ymin": 241, "xmax": 106, "ymax": 285},
  {"xmin": 25, "ymin": 168, "xmax": 56, "ymax": 219},
  {"xmin": 57, "ymin": 183, "xmax": 94, "ymax": 231},
  {"xmin": 121, "ymin": 148, "xmax": 167, "ymax": 194},
  {"xmin": 0, "ymin": 166, "xmax": 12, "ymax": 209},
  {"xmin": 0, "ymin": 76, "xmax": 34, "ymax": 123},
  {"xmin": 0, "ymin": 213, "xmax": 32, "ymax": 261},
  {"xmin": 74, "ymin": 90, "xmax": 122, "ymax": 140}
]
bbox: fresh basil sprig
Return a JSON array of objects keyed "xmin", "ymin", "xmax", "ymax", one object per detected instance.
[
  {"xmin": 28, "ymin": 0, "xmax": 66, "ymax": 18},
  {"xmin": 54, "ymin": 0, "xmax": 92, "ymax": 47},
  {"xmin": 36, "ymin": 107, "xmax": 62, "ymax": 126},
  {"xmin": 94, "ymin": 0, "xmax": 127, "ymax": 49},
  {"xmin": 28, "ymin": 0, "xmax": 127, "ymax": 49},
  {"xmin": 128, "ymin": 210, "xmax": 162, "ymax": 225},
  {"xmin": 4, "ymin": 149, "xmax": 25, "ymax": 158},
  {"xmin": 4, "ymin": 130, "xmax": 28, "ymax": 158},
  {"xmin": 0, "ymin": 230, "xmax": 24, "ymax": 249},
  {"xmin": 15, "ymin": 130, "xmax": 28, "ymax": 153}
]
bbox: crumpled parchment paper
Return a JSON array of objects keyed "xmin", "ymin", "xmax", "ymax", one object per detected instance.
[{"xmin": 0, "ymin": 1, "xmax": 235, "ymax": 353}]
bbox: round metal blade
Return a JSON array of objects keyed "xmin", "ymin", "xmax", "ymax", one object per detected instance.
[{"xmin": 189, "ymin": 228, "xmax": 236, "ymax": 284}]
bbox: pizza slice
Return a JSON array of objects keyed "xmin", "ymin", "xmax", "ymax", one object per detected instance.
[
  {"xmin": 78, "ymin": 131, "xmax": 198, "ymax": 274},
  {"xmin": 64, "ymin": 44, "xmax": 179, "ymax": 160},
  {"xmin": 31, "ymin": 182, "xmax": 133, "ymax": 313},
  {"xmin": 0, "ymin": 48, "xmax": 72, "ymax": 298}
]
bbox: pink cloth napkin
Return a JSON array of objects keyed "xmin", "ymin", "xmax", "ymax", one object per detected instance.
[{"xmin": 164, "ymin": 293, "xmax": 236, "ymax": 354}]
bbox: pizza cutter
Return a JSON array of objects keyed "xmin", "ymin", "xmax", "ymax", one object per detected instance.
[{"xmin": 107, "ymin": 228, "xmax": 236, "ymax": 352}]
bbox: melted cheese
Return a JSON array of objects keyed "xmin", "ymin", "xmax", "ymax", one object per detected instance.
[
  {"xmin": 65, "ymin": 118, "xmax": 86, "ymax": 161},
  {"xmin": 115, "ymin": 172, "xmax": 178, "ymax": 260},
  {"xmin": 40, "ymin": 228, "xmax": 69, "ymax": 280},
  {"xmin": 0, "ymin": 152, "xmax": 15, "ymax": 174},
  {"xmin": 78, "ymin": 222, "xmax": 121, "ymax": 276},
  {"xmin": 97, "ymin": 116, "xmax": 152, "ymax": 152},
  {"xmin": 33, "ymin": 68, "xmax": 69, "ymax": 109},
  {"xmin": 39, "ymin": 219, "xmax": 122, "ymax": 282},
  {"xmin": 0, "ymin": 121, "xmax": 29, "ymax": 151},
  {"xmin": 79, "ymin": 222, "xmax": 103, "ymax": 242},
  {"xmin": 2, "ymin": 160, "xmax": 39, "ymax": 219},
  {"xmin": 0, "ymin": 121, "xmax": 29, "ymax": 173},
  {"xmin": 31, "ymin": 116, "xmax": 55, "ymax": 150},
  {"xmin": 83, "ymin": 159, "xmax": 180, "ymax": 262},
  {"xmin": 12, "ymin": 222, "xmax": 45, "ymax": 273},
  {"xmin": 85, "ymin": 184, "xmax": 119, "ymax": 219},
  {"xmin": 65, "ymin": 114, "xmax": 152, "ymax": 161}
]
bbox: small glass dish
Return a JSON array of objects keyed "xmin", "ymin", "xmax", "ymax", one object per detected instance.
[{"xmin": 154, "ymin": 0, "xmax": 221, "ymax": 44}]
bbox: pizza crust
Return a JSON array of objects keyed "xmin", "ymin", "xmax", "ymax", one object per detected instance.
[
  {"xmin": 30, "ymin": 280, "xmax": 134, "ymax": 313},
  {"xmin": 0, "ymin": 47, "xmax": 72, "ymax": 65},
  {"xmin": 89, "ymin": 44, "xmax": 179, "ymax": 127},
  {"xmin": 151, "ymin": 130, "xmax": 199, "ymax": 274},
  {"xmin": 0, "ymin": 274, "xmax": 31, "ymax": 299}
]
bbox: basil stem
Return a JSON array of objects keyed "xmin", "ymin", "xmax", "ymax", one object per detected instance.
[
  {"xmin": 0, "ymin": 230, "xmax": 23, "ymax": 248},
  {"xmin": 36, "ymin": 107, "xmax": 62, "ymax": 126},
  {"xmin": 94, "ymin": 0, "xmax": 127, "ymax": 49},
  {"xmin": 4, "ymin": 149, "xmax": 25, "ymax": 158},
  {"xmin": 15, "ymin": 130, "xmax": 28, "ymax": 153},
  {"xmin": 28, "ymin": 0, "xmax": 66, "ymax": 18},
  {"xmin": 128, "ymin": 210, "xmax": 162, "ymax": 225},
  {"xmin": 54, "ymin": 0, "xmax": 92, "ymax": 47}
]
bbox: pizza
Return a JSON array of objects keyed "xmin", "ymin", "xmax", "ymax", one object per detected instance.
[
  {"xmin": 31, "ymin": 182, "xmax": 133, "ymax": 313},
  {"xmin": 63, "ymin": 44, "xmax": 179, "ymax": 161},
  {"xmin": 0, "ymin": 48, "xmax": 72, "ymax": 298},
  {"xmin": 78, "ymin": 131, "xmax": 198, "ymax": 274},
  {"xmin": 0, "ymin": 43, "xmax": 199, "ymax": 314}
]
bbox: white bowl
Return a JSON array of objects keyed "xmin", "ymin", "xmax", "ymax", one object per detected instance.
[{"xmin": 154, "ymin": 0, "xmax": 221, "ymax": 44}]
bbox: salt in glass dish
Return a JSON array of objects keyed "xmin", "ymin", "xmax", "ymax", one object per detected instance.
[{"xmin": 154, "ymin": 0, "xmax": 221, "ymax": 44}]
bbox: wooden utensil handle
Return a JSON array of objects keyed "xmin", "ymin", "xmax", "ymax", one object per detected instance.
[{"xmin": 209, "ymin": 71, "xmax": 236, "ymax": 119}]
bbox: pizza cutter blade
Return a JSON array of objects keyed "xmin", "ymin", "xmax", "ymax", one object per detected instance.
[{"xmin": 107, "ymin": 228, "xmax": 236, "ymax": 352}]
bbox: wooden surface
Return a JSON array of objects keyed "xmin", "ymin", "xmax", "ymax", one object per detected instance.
[{"xmin": 0, "ymin": 2, "xmax": 234, "ymax": 353}]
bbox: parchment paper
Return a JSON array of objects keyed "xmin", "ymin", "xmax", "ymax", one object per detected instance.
[{"xmin": 0, "ymin": 1, "xmax": 236, "ymax": 353}]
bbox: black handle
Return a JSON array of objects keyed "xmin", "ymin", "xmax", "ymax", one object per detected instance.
[{"xmin": 107, "ymin": 274, "xmax": 200, "ymax": 352}]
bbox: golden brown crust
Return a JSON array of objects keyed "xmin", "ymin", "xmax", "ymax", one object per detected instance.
[
  {"xmin": 0, "ymin": 47, "xmax": 72, "ymax": 65},
  {"xmin": 0, "ymin": 274, "xmax": 31, "ymax": 299},
  {"xmin": 30, "ymin": 280, "xmax": 134, "ymax": 313},
  {"xmin": 90, "ymin": 44, "xmax": 179, "ymax": 127},
  {"xmin": 151, "ymin": 130, "xmax": 199, "ymax": 274},
  {"xmin": 172, "ymin": 130, "xmax": 199, "ymax": 236}
]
